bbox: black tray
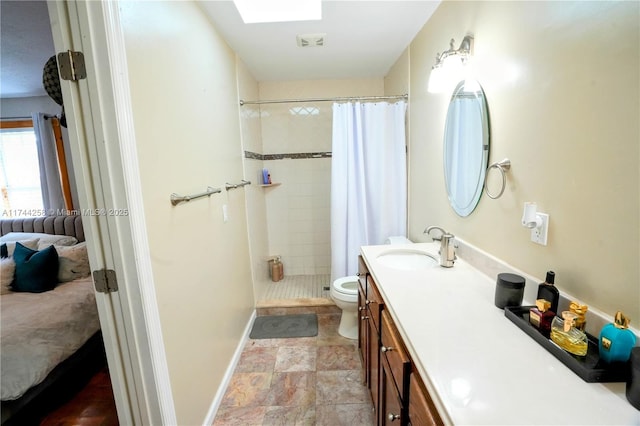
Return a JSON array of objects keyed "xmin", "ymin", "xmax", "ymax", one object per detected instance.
[{"xmin": 504, "ymin": 306, "xmax": 629, "ymax": 383}]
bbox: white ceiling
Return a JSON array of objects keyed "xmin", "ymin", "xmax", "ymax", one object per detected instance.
[
  {"xmin": 200, "ymin": 0, "xmax": 440, "ymax": 81},
  {"xmin": 0, "ymin": 0, "xmax": 440, "ymax": 99}
]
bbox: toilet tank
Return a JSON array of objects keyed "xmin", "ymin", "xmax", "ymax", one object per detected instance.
[{"xmin": 385, "ymin": 236, "xmax": 412, "ymax": 244}]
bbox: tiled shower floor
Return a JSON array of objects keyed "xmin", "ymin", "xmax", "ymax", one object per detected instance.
[
  {"xmin": 212, "ymin": 313, "xmax": 375, "ymax": 425},
  {"xmin": 260, "ymin": 274, "xmax": 332, "ymax": 301},
  {"xmin": 257, "ymin": 274, "xmax": 337, "ymax": 316}
]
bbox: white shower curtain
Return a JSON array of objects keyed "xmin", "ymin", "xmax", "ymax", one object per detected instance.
[
  {"xmin": 331, "ymin": 101, "xmax": 407, "ymax": 281},
  {"xmin": 444, "ymin": 98, "xmax": 482, "ymax": 210}
]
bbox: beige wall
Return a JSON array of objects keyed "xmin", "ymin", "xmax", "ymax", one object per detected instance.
[
  {"xmin": 120, "ymin": 2, "xmax": 254, "ymax": 423},
  {"xmin": 384, "ymin": 48, "xmax": 410, "ymax": 96},
  {"xmin": 237, "ymin": 58, "xmax": 271, "ymax": 300},
  {"xmin": 259, "ymin": 79, "xmax": 383, "ymax": 275},
  {"xmin": 393, "ymin": 1, "xmax": 639, "ymax": 320}
]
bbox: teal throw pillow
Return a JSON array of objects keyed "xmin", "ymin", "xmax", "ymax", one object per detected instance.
[
  {"xmin": 12, "ymin": 242, "xmax": 59, "ymax": 293},
  {"xmin": 0, "ymin": 243, "xmax": 7, "ymax": 258}
]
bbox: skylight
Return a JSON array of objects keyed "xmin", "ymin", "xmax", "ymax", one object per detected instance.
[{"xmin": 232, "ymin": 0, "xmax": 322, "ymax": 24}]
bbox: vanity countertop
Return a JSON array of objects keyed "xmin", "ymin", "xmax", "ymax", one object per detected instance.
[{"xmin": 361, "ymin": 242, "xmax": 640, "ymax": 425}]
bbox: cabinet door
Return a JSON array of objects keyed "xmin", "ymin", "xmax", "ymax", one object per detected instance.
[
  {"xmin": 408, "ymin": 373, "xmax": 443, "ymax": 426},
  {"xmin": 367, "ymin": 275, "xmax": 384, "ymax": 331},
  {"xmin": 380, "ymin": 357, "xmax": 403, "ymax": 425},
  {"xmin": 380, "ymin": 310, "xmax": 411, "ymax": 402},
  {"xmin": 358, "ymin": 283, "xmax": 369, "ymax": 386},
  {"xmin": 357, "ymin": 256, "xmax": 370, "ymax": 386},
  {"xmin": 368, "ymin": 312, "xmax": 380, "ymax": 418}
]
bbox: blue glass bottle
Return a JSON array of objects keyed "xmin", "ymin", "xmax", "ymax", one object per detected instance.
[{"xmin": 599, "ymin": 311, "xmax": 637, "ymax": 364}]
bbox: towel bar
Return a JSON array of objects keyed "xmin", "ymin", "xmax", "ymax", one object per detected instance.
[
  {"xmin": 225, "ymin": 180, "xmax": 251, "ymax": 191},
  {"xmin": 170, "ymin": 186, "xmax": 221, "ymax": 206}
]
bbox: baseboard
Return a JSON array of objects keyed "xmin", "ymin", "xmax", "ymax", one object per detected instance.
[{"xmin": 202, "ymin": 309, "xmax": 257, "ymax": 426}]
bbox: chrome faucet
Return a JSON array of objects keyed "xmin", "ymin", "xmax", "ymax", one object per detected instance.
[{"xmin": 424, "ymin": 226, "xmax": 456, "ymax": 268}]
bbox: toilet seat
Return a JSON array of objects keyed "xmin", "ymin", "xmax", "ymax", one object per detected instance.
[{"xmin": 331, "ymin": 276, "xmax": 358, "ymax": 302}]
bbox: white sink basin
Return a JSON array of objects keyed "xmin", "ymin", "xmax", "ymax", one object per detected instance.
[{"xmin": 376, "ymin": 249, "xmax": 438, "ymax": 270}]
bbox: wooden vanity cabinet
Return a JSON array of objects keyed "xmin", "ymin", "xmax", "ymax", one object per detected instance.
[
  {"xmin": 358, "ymin": 257, "xmax": 369, "ymax": 385},
  {"xmin": 380, "ymin": 310, "xmax": 410, "ymax": 400},
  {"xmin": 379, "ymin": 310, "xmax": 410, "ymax": 425},
  {"xmin": 408, "ymin": 372, "xmax": 443, "ymax": 426},
  {"xmin": 367, "ymin": 274, "xmax": 384, "ymax": 420},
  {"xmin": 358, "ymin": 255, "xmax": 444, "ymax": 426},
  {"xmin": 380, "ymin": 356, "xmax": 404, "ymax": 425},
  {"xmin": 358, "ymin": 256, "xmax": 383, "ymax": 420}
]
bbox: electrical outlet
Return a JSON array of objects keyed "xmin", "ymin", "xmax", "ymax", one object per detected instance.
[{"xmin": 531, "ymin": 212, "xmax": 549, "ymax": 245}]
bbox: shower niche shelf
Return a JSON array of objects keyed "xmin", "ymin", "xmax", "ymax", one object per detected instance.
[{"xmin": 260, "ymin": 183, "xmax": 281, "ymax": 188}]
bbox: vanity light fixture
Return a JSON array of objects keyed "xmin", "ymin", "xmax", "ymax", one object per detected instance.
[
  {"xmin": 428, "ymin": 35, "xmax": 474, "ymax": 93},
  {"xmin": 522, "ymin": 202, "xmax": 549, "ymax": 246}
]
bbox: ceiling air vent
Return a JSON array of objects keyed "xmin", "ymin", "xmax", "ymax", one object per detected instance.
[{"xmin": 296, "ymin": 33, "xmax": 325, "ymax": 47}]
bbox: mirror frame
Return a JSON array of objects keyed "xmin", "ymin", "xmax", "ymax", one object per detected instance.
[{"xmin": 443, "ymin": 79, "xmax": 490, "ymax": 217}]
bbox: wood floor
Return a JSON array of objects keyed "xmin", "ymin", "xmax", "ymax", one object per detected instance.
[{"xmin": 39, "ymin": 367, "xmax": 118, "ymax": 426}]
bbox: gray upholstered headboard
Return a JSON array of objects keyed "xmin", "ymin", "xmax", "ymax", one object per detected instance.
[{"xmin": 0, "ymin": 215, "xmax": 85, "ymax": 242}]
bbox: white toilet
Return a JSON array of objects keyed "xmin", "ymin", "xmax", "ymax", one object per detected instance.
[
  {"xmin": 331, "ymin": 236, "xmax": 412, "ymax": 340},
  {"xmin": 330, "ymin": 276, "xmax": 359, "ymax": 339}
]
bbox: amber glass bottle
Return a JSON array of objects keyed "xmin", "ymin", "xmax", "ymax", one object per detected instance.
[{"xmin": 537, "ymin": 271, "xmax": 559, "ymax": 314}]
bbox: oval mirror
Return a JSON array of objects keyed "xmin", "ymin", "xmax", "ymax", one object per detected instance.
[{"xmin": 443, "ymin": 79, "xmax": 490, "ymax": 217}]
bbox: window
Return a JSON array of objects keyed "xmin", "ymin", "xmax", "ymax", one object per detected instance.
[{"xmin": 0, "ymin": 120, "xmax": 44, "ymax": 216}]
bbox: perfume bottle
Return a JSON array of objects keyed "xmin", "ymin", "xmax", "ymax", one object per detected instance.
[
  {"xmin": 537, "ymin": 271, "xmax": 559, "ymax": 315},
  {"xmin": 529, "ymin": 299, "xmax": 555, "ymax": 334},
  {"xmin": 599, "ymin": 311, "xmax": 637, "ymax": 364},
  {"xmin": 551, "ymin": 311, "xmax": 588, "ymax": 357},
  {"xmin": 569, "ymin": 301, "xmax": 588, "ymax": 331}
]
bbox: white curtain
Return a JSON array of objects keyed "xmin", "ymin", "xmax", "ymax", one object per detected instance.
[
  {"xmin": 32, "ymin": 112, "xmax": 65, "ymax": 212},
  {"xmin": 331, "ymin": 101, "xmax": 407, "ymax": 281}
]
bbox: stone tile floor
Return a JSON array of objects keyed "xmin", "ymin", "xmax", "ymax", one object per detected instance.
[{"xmin": 213, "ymin": 313, "xmax": 375, "ymax": 425}]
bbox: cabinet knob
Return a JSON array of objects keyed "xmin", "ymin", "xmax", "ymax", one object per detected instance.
[
  {"xmin": 356, "ymin": 272, "xmax": 361, "ymax": 276},
  {"xmin": 365, "ymin": 300, "xmax": 371, "ymax": 305},
  {"xmin": 387, "ymin": 413, "xmax": 400, "ymax": 422},
  {"xmin": 361, "ymin": 316, "xmax": 369, "ymax": 321},
  {"xmin": 381, "ymin": 346, "xmax": 394, "ymax": 353}
]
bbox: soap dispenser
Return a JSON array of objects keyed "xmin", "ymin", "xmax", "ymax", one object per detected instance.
[
  {"xmin": 537, "ymin": 271, "xmax": 559, "ymax": 315},
  {"xmin": 598, "ymin": 311, "xmax": 637, "ymax": 364}
]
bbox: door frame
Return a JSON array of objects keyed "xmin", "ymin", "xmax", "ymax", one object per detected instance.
[{"xmin": 47, "ymin": 1, "xmax": 176, "ymax": 424}]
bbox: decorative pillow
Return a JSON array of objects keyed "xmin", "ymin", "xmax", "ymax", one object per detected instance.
[
  {"xmin": 0, "ymin": 257, "xmax": 15, "ymax": 295},
  {"xmin": 38, "ymin": 242, "xmax": 91, "ymax": 282},
  {"xmin": 0, "ymin": 239, "xmax": 40, "ymax": 258},
  {"xmin": 11, "ymin": 243, "xmax": 59, "ymax": 293},
  {"xmin": 0, "ymin": 232, "xmax": 77, "ymax": 247}
]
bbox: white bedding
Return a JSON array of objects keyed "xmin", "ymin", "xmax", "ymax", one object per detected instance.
[{"xmin": 0, "ymin": 276, "xmax": 100, "ymax": 400}]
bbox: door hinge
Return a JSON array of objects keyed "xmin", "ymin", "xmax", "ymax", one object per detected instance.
[
  {"xmin": 93, "ymin": 269, "xmax": 118, "ymax": 293},
  {"xmin": 58, "ymin": 50, "xmax": 87, "ymax": 81}
]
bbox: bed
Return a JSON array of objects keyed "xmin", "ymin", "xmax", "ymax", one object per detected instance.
[{"xmin": 0, "ymin": 215, "xmax": 105, "ymax": 425}]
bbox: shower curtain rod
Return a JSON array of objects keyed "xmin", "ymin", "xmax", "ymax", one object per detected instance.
[{"xmin": 239, "ymin": 94, "xmax": 408, "ymax": 106}]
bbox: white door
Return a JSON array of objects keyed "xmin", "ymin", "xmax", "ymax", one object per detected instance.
[{"xmin": 46, "ymin": 1, "xmax": 176, "ymax": 424}]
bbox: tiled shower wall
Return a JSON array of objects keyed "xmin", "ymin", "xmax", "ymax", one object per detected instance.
[{"xmin": 257, "ymin": 79, "xmax": 384, "ymax": 276}]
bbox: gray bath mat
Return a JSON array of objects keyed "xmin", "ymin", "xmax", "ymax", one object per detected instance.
[{"xmin": 249, "ymin": 314, "xmax": 318, "ymax": 339}]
